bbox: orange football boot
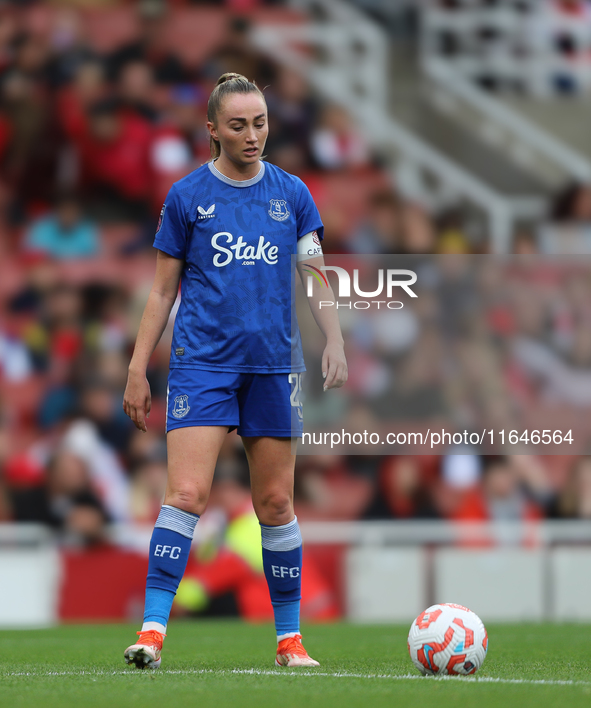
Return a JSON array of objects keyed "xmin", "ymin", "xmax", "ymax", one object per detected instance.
[
  {"xmin": 124, "ymin": 629, "xmax": 165, "ymax": 669},
  {"xmin": 275, "ymin": 634, "xmax": 320, "ymax": 667}
]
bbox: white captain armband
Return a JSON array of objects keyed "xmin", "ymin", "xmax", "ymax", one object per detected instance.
[{"xmin": 297, "ymin": 230, "xmax": 323, "ymax": 262}]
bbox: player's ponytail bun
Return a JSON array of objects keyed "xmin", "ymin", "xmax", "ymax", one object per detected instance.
[
  {"xmin": 207, "ymin": 73, "xmax": 266, "ymax": 160},
  {"xmin": 215, "ymin": 72, "xmax": 246, "ymax": 86}
]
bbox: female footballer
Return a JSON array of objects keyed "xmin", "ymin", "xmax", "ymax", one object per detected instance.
[{"xmin": 122, "ymin": 73, "xmax": 347, "ymax": 669}]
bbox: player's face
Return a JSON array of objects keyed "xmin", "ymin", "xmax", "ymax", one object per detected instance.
[{"xmin": 208, "ymin": 93, "xmax": 268, "ymax": 168}]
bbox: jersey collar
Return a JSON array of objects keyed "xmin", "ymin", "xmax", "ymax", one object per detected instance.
[{"xmin": 208, "ymin": 160, "xmax": 265, "ymax": 188}]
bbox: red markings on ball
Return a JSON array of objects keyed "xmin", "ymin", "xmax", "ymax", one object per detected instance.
[
  {"xmin": 416, "ymin": 608, "xmax": 443, "ymax": 630},
  {"xmin": 442, "ymin": 603, "xmax": 471, "ymax": 612},
  {"xmin": 416, "ymin": 626, "xmax": 455, "ymax": 673},
  {"xmin": 453, "ymin": 617, "xmax": 475, "ymax": 648},
  {"xmin": 446, "ymin": 654, "xmax": 467, "ymax": 675}
]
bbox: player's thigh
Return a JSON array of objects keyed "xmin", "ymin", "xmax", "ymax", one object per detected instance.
[
  {"xmin": 236, "ymin": 372, "xmax": 303, "ymax": 439},
  {"xmin": 165, "ymin": 426, "xmax": 228, "ymax": 515},
  {"xmin": 242, "ymin": 436, "xmax": 296, "ymax": 526}
]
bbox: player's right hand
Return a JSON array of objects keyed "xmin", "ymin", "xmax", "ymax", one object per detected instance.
[{"xmin": 123, "ymin": 370, "xmax": 152, "ymax": 432}]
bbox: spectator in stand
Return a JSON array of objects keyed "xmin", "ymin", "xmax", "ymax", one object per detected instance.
[
  {"xmin": 0, "ymin": 324, "xmax": 32, "ymax": 382},
  {"xmin": 77, "ymin": 377, "xmax": 133, "ymax": 456},
  {"xmin": 552, "ymin": 182, "xmax": 591, "ymax": 224},
  {"xmin": 22, "ymin": 282, "xmax": 83, "ymax": 375},
  {"xmin": 10, "ymin": 449, "xmax": 109, "ymax": 546},
  {"xmin": 371, "ymin": 326, "xmax": 446, "ymax": 421},
  {"xmin": 1, "ymin": 35, "xmax": 60, "ymax": 210},
  {"xmin": 7, "ymin": 256, "xmax": 60, "ymax": 323},
  {"xmin": 78, "ymin": 98, "xmax": 152, "ymax": 218},
  {"xmin": 57, "ymin": 60, "xmax": 108, "ymax": 144},
  {"xmin": 435, "ymin": 455, "xmax": 552, "ymax": 545},
  {"xmin": 435, "ymin": 208, "xmax": 472, "ymax": 254},
  {"xmin": 45, "ymin": 7, "xmax": 97, "ymax": 89},
  {"xmin": 149, "ymin": 85, "xmax": 203, "ymax": 209},
  {"xmin": 61, "ymin": 415, "xmax": 130, "ymax": 524},
  {"xmin": 4, "ymin": 31, "xmax": 49, "ymax": 86},
  {"xmin": 129, "ymin": 456, "xmax": 168, "ymax": 525},
  {"xmin": 23, "ymin": 192, "xmax": 99, "ymax": 260},
  {"xmin": 452, "ymin": 455, "xmax": 550, "ymax": 524},
  {"xmin": 28, "ymin": 281, "xmax": 86, "ymax": 428},
  {"xmin": 363, "ymin": 456, "xmax": 439, "ymax": 520},
  {"xmin": 105, "ymin": 0, "xmax": 189, "ymax": 86},
  {"xmin": 294, "ymin": 455, "xmax": 373, "ymax": 521},
  {"xmin": 81, "ymin": 284, "xmax": 129, "ymax": 355},
  {"xmin": 118, "ymin": 60, "xmax": 159, "ymax": 124},
  {"xmin": 346, "ymin": 190, "xmax": 401, "ymax": 254},
  {"xmin": 164, "ymin": 84, "xmax": 208, "ymax": 163},
  {"xmin": 0, "ymin": 6, "xmax": 19, "ymax": 77},
  {"xmin": 512, "ymin": 229, "xmax": 539, "ymax": 254},
  {"xmin": 310, "ymin": 104, "xmax": 370, "ymax": 171},
  {"xmin": 400, "ymin": 203, "xmax": 438, "ymax": 254},
  {"xmin": 202, "ymin": 15, "xmax": 276, "ymax": 88},
  {"xmin": 265, "ymin": 67, "xmax": 317, "ymax": 172},
  {"xmin": 550, "ymin": 455, "xmax": 591, "ymax": 518},
  {"xmin": 541, "ymin": 182, "xmax": 591, "ymax": 253}
]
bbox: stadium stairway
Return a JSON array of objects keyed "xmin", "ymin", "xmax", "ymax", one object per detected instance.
[
  {"xmin": 388, "ymin": 45, "xmax": 555, "ymax": 204},
  {"xmin": 503, "ymin": 95, "xmax": 591, "ymax": 163}
]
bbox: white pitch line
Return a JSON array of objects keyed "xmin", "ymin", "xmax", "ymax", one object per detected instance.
[{"xmin": 1, "ymin": 668, "xmax": 590, "ymax": 688}]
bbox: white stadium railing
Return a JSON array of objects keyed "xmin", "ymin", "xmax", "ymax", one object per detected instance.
[
  {"xmin": 0, "ymin": 524, "xmax": 61, "ymax": 628},
  {"xmin": 299, "ymin": 519, "xmax": 591, "ymax": 545},
  {"xmin": 2, "ymin": 521, "xmax": 591, "ymax": 625},
  {"xmin": 300, "ymin": 520, "xmax": 591, "ymax": 623}
]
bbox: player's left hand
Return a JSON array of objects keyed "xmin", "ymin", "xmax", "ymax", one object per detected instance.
[{"xmin": 322, "ymin": 341, "xmax": 347, "ymax": 391}]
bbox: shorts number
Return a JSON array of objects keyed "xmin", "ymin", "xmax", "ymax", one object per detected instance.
[{"xmin": 289, "ymin": 373, "xmax": 303, "ymax": 420}]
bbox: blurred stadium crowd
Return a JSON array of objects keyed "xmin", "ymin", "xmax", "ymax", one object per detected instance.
[{"xmin": 1, "ymin": 0, "xmax": 591, "ymax": 563}]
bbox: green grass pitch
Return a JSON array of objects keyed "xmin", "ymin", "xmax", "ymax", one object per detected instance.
[{"xmin": 1, "ymin": 621, "xmax": 590, "ymax": 708}]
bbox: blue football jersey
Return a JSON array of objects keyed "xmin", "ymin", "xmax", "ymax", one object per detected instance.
[{"xmin": 153, "ymin": 161, "xmax": 324, "ymax": 373}]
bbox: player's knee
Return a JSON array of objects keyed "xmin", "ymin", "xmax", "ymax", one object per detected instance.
[
  {"xmin": 255, "ymin": 491, "xmax": 293, "ymax": 526},
  {"xmin": 165, "ymin": 487, "xmax": 208, "ymax": 516}
]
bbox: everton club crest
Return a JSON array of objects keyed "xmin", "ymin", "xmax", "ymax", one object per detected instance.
[
  {"xmin": 268, "ymin": 199, "xmax": 290, "ymax": 222},
  {"xmin": 172, "ymin": 394, "xmax": 190, "ymax": 419}
]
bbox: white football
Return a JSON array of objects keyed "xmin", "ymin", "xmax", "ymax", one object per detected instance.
[{"xmin": 407, "ymin": 603, "xmax": 488, "ymax": 676}]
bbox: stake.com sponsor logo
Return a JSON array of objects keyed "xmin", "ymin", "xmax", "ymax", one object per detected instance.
[{"xmin": 301, "ymin": 265, "xmax": 418, "ymax": 309}]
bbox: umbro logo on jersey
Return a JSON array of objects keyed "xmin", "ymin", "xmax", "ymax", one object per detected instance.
[{"xmin": 198, "ymin": 204, "xmax": 216, "ymax": 219}]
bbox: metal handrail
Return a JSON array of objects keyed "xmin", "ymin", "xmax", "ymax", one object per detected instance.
[
  {"xmin": 424, "ymin": 59, "xmax": 591, "ymax": 183},
  {"xmin": 300, "ymin": 519, "xmax": 591, "ymax": 545}
]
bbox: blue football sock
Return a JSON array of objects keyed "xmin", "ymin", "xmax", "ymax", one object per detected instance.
[
  {"xmin": 142, "ymin": 505, "xmax": 199, "ymax": 632},
  {"xmin": 261, "ymin": 516, "xmax": 302, "ymax": 638}
]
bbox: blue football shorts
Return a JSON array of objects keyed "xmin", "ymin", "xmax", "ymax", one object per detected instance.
[{"xmin": 165, "ymin": 368, "xmax": 304, "ymax": 437}]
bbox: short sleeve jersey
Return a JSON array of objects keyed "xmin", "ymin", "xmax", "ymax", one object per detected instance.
[{"xmin": 153, "ymin": 161, "xmax": 324, "ymax": 373}]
